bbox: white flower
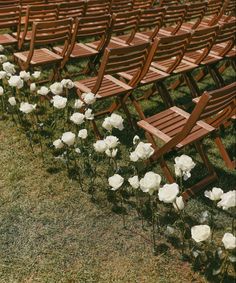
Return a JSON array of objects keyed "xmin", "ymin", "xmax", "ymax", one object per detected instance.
[
  {"xmin": 108, "ymin": 174, "xmax": 124, "ymax": 191},
  {"xmin": 102, "ymin": 117, "xmax": 113, "ymax": 131},
  {"xmin": 134, "ymin": 142, "xmax": 154, "ymax": 160},
  {"xmin": 3, "ymin": 62, "xmax": 15, "ymax": 74},
  {"xmin": 204, "ymin": 187, "xmax": 224, "ymax": 201},
  {"xmin": 140, "ymin": 172, "xmax": 161, "ymax": 195},
  {"xmin": 105, "ymin": 148, "xmax": 118, "ymax": 158},
  {"xmin": 61, "ymin": 132, "xmax": 76, "ymax": 146},
  {"xmin": 173, "ymin": 196, "xmax": 185, "ymax": 210},
  {"xmin": 199, "ymin": 211, "xmax": 209, "ymax": 224},
  {"xmin": 104, "ymin": 135, "xmax": 119, "ymax": 149},
  {"xmin": 93, "ymin": 140, "xmax": 107, "ymax": 153},
  {"xmin": 129, "ymin": 151, "xmax": 139, "ymax": 162},
  {"xmin": 51, "ymin": 95, "xmax": 67, "ymax": 109},
  {"xmin": 19, "ymin": 71, "xmax": 30, "ymax": 81},
  {"xmin": 37, "ymin": 86, "xmax": 49, "ymax": 96},
  {"xmin": 50, "ymin": 82, "xmax": 63, "ymax": 95},
  {"xmin": 133, "ymin": 135, "xmax": 140, "ymax": 145},
  {"xmin": 174, "ymin": 154, "xmax": 195, "ymax": 180},
  {"xmin": 8, "ymin": 75, "xmax": 24, "ymax": 89},
  {"xmin": 0, "ymin": 54, "xmax": 7, "ymax": 64},
  {"xmin": 0, "ymin": 86, "xmax": 3, "ymax": 96},
  {"xmin": 191, "ymin": 225, "xmax": 211, "ymax": 243},
  {"xmin": 61, "ymin": 79, "xmax": 74, "ymax": 89},
  {"xmin": 158, "ymin": 183, "xmax": 179, "ymax": 203},
  {"xmin": 32, "ymin": 71, "xmax": 41, "ymax": 79},
  {"xmin": 222, "ymin": 233, "xmax": 236, "ymax": 250},
  {"xmin": 53, "ymin": 139, "xmax": 64, "ymax": 149},
  {"xmin": 8, "ymin": 97, "xmax": 16, "ymax": 106},
  {"xmin": 84, "ymin": 108, "xmax": 94, "ymax": 120},
  {"xmin": 128, "ymin": 175, "xmax": 139, "ymax": 189},
  {"xmin": 19, "ymin": 102, "xmax": 36, "ymax": 114},
  {"xmin": 70, "ymin": 112, "xmax": 85, "ymax": 125},
  {"xmin": 0, "ymin": 45, "xmax": 4, "ymax": 52},
  {"xmin": 82, "ymin": 92, "xmax": 96, "ymax": 105},
  {"xmin": 108, "ymin": 113, "xmax": 124, "ymax": 131},
  {"xmin": 0, "ymin": 71, "xmax": 7, "ymax": 79},
  {"xmin": 74, "ymin": 99, "xmax": 84, "ymax": 109},
  {"xmin": 30, "ymin": 83, "xmax": 36, "ymax": 92},
  {"xmin": 78, "ymin": 129, "xmax": 87, "ymax": 139},
  {"xmin": 165, "ymin": 225, "xmax": 175, "ymax": 236},
  {"xmin": 75, "ymin": 147, "xmax": 81, "ymax": 154},
  {"xmin": 217, "ymin": 190, "xmax": 236, "ymax": 210}
]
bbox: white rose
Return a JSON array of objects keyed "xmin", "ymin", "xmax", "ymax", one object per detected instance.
[
  {"xmin": 133, "ymin": 135, "xmax": 140, "ymax": 145},
  {"xmin": 82, "ymin": 92, "xmax": 96, "ymax": 105},
  {"xmin": 32, "ymin": 71, "xmax": 41, "ymax": 79},
  {"xmin": 19, "ymin": 102, "xmax": 36, "ymax": 114},
  {"xmin": 8, "ymin": 75, "xmax": 24, "ymax": 89},
  {"xmin": 128, "ymin": 175, "xmax": 139, "ymax": 189},
  {"xmin": 173, "ymin": 196, "xmax": 185, "ymax": 210},
  {"xmin": 51, "ymin": 95, "xmax": 67, "ymax": 109},
  {"xmin": 204, "ymin": 187, "xmax": 224, "ymax": 201},
  {"xmin": 8, "ymin": 97, "xmax": 16, "ymax": 106},
  {"xmin": 108, "ymin": 174, "xmax": 124, "ymax": 191},
  {"xmin": 109, "ymin": 113, "xmax": 124, "ymax": 131},
  {"xmin": 78, "ymin": 129, "xmax": 88, "ymax": 139},
  {"xmin": 53, "ymin": 139, "xmax": 64, "ymax": 149},
  {"xmin": 105, "ymin": 148, "xmax": 118, "ymax": 158},
  {"xmin": 0, "ymin": 86, "xmax": 3, "ymax": 96},
  {"xmin": 0, "ymin": 55, "xmax": 7, "ymax": 64},
  {"xmin": 140, "ymin": 172, "xmax": 161, "ymax": 195},
  {"xmin": 30, "ymin": 83, "xmax": 36, "ymax": 92},
  {"xmin": 191, "ymin": 225, "xmax": 211, "ymax": 243},
  {"xmin": 134, "ymin": 142, "xmax": 154, "ymax": 160},
  {"xmin": 75, "ymin": 147, "xmax": 81, "ymax": 154},
  {"xmin": 70, "ymin": 112, "xmax": 85, "ymax": 125},
  {"xmin": 50, "ymin": 82, "xmax": 63, "ymax": 95},
  {"xmin": 217, "ymin": 190, "xmax": 236, "ymax": 210},
  {"xmin": 102, "ymin": 117, "xmax": 113, "ymax": 131},
  {"xmin": 20, "ymin": 71, "xmax": 30, "ymax": 81},
  {"xmin": 174, "ymin": 154, "xmax": 195, "ymax": 180},
  {"xmin": 93, "ymin": 140, "xmax": 107, "ymax": 153},
  {"xmin": 37, "ymin": 86, "xmax": 49, "ymax": 96},
  {"xmin": 129, "ymin": 151, "xmax": 139, "ymax": 162},
  {"xmin": 104, "ymin": 135, "xmax": 119, "ymax": 149},
  {"xmin": 0, "ymin": 45, "xmax": 4, "ymax": 52},
  {"xmin": 61, "ymin": 79, "xmax": 74, "ymax": 89},
  {"xmin": 0, "ymin": 71, "xmax": 7, "ymax": 79},
  {"xmin": 61, "ymin": 132, "xmax": 76, "ymax": 146},
  {"xmin": 3, "ymin": 62, "xmax": 15, "ymax": 74},
  {"xmin": 74, "ymin": 99, "xmax": 84, "ymax": 109},
  {"xmin": 84, "ymin": 108, "xmax": 94, "ymax": 120},
  {"xmin": 222, "ymin": 233, "xmax": 236, "ymax": 250},
  {"xmin": 158, "ymin": 183, "xmax": 179, "ymax": 203}
]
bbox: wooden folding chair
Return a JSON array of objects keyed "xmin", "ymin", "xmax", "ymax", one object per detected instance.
[
  {"xmin": 133, "ymin": 0, "xmax": 155, "ymax": 10},
  {"xmin": 197, "ymin": 0, "xmax": 224, "ymax": 27},
  {"xmin": 111, "ymin": 0, "xmax": 134, "ymax": 14},
  {"xmin": 85, "ymin": 0, "xmax": 112, "ymax": 16},
  {"xmin": 54, "ymin": 14, "xmax": 112, "ymax": 73},
  {"xmin": 192, "ymin": 82, "xmax": 236, "ymax": 169},
  {"xmin": 136, "ymin": 88, "xmax": 228, "ymax": 199},
  {"xmin": 0, "ymin": 6, "xmax": 21, "ymax": 47},
  {"xmin": 14, "ymin": 18, "xmax": 73, "ymax": 81},
  {"xmin": 220, "ymin": 0, "xmax": 236, "ymax": 23},
  {"xmin": 74, "ymin": 42, "xmax": 154, "ymax": 137},
  {"xmin": 16, "ymin": 4, "xmax": 59, "ymax": 49},
  {"xmin": 58, "ymin": 1, "xmax": 87, "ymax": 19}
]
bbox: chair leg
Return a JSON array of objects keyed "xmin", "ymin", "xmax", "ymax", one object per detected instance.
[
  {"xmin": 207, "ymin": 64, "xmax": 225, "ymax": 88},
  {"xmin": 183, "ymin": 72, "xmax": 201, "ymax": 98},
  {"xmin": 138, "ymin": 84, "xmax": 156, "ymax": 100},
  {"xmin": 214, "ymin": 135, "xmax": 235, "ymax": 169},
  {"xmin": 170, "ymin": 75, "xmax": 184, "ymax": 90},
  {"xmin": 182, "ymin": 141, "xmax": 218, "ymax": 200},
  {"xmin": 129, "ymin": 94, "xmax": 146, "ymax": 120},
  {"xmin": 90, "ymin": 120, "xmax": 102, "ymax": 140},
  {"xmin": 119, "ymin": 96, "xmax": 136, "ymax": 130},
  {"xmin": 155, "ymin": 81, "xmax": 174, "ymax": 108}
]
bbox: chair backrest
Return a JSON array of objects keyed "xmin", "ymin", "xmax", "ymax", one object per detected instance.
[
  {"xmin": 159, "ymin": 0, "xmax": 181, "ymax": 7},
  {"xmin": 111, "ymin": 0, "xmax": 134, "ymax": 13},
  {"xmin": 224, "ymin": 0, "xmax": 236, "ymax": 16},
  {"xmin": 150, "ymin": 32, "xmax": 192, "ymax": 73},
  {"xmin": 0, "ymin": 0, "xmax": 20, "ymax": 6},
  {"xmin": 202, "ymin": 0, "xmax": 224, "ymax": 25},
  {"xmin": 185, "ymin": 25, "xmax": 219, "ymax": 64},
  {"xmin": 92, "ymin": 42, "xmax": 152, "ymax": 93},
  {"xmin": 137, "ymin": 7, "xmax": 166, "ymax": 39},
  {"xmin": 133, "ymin": 0, "xmax": 155, "ymax": 10},
  {"xmin": 85, "ymin": 0, "xmax": 112, "ymax": 16},
  {"xmin": 162, "ymin": 4, "xmax": 187, "ymax": 34},
  {"xmin": 184, "ymin": 1, "xmax": 207, "ymax": 29},
  {"xmin": 0, "ymin": 6, "xmax": 21, "ymax": 32},
  {"xmin": 58, "ymin": 1, "xmax": 86, "ymax": 19}
]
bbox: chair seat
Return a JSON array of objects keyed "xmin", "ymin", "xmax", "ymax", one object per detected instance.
[
  {"xmin": 183, "ymin": 50, "xmax": 221, "ymax": 65},
  {"xmin": 90, "ymin": 37, "xmax": 128, "ymax": 49},
  {"xmin": 137, "ymin": 106, "xmax": 215, "ymax": 148},
  {"xmin": 12, "ymin": 31, "xmax": 32, "ymax": 41},
  {"xmin": 74, "ymin": 75, "xmax": 133, "ymax": 99},
  {"xmin": 111, "ymin": 33, "xmax": 149, "ymax": 45},
  {"xmin": 14, "ymin": 48, "xmax": 62, "ymax": 65},
  {"xmin": 0, "ymin": 34, "xmax": 17, "ymax": 45},
  {"xmin": 54, "ymin": 43, "xmax": 98, "ymax": 58},
  {"xmin": 226, "ymin": 46, "xmax": 236, "ymax": 58}
]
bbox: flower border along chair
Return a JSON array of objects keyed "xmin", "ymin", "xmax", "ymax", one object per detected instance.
[
  {"xmin": 136, "ymin": 82, "xmax": 236, "ymax": 199},
  {"xmin": 14, "ymin": 18, "xmax": 73, "ymax": 82}
]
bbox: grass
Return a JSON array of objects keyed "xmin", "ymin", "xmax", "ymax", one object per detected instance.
[{"xmin": 0, "ymin": 56, "xmax": 236, "ymax": 282}]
